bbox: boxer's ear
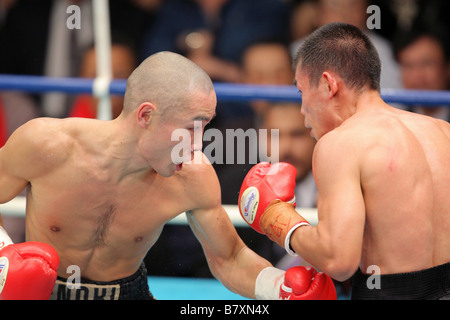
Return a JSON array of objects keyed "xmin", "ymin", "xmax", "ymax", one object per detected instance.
[
  {"xmin": 137, "ymin": 102, "xmax": 156, "ymax": 128},
  {"xmin": 321, "ymin": 71, "xmax": 338, "ymax": 99}
]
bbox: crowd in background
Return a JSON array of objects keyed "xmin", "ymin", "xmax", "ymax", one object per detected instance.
[{"xmin": 0, "ymin": 0, "xmax": 449, "ymax": 298}]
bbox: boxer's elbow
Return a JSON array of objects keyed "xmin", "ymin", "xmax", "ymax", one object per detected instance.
[
  {"xmin": 321, "ymin": 255, "xmax": 359, "ymax": 282},
  {"xmin": 203, "ymin": 237, "xmax": 242, "ymax": 281},
  {"xmin": 293, "ymin": 228, "xmax": 360, "ymax": 281}
]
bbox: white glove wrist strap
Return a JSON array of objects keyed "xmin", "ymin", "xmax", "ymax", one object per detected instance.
[
  {"xmin": 255, "ymin": 267, "xmax": 285, "ymax": 300},
  {"xmin": 284, "ymin": 222, "xmax": 310, "ymax": 256},
  {"xmin": 0, "ymin": 226, "xmax": 13, "ymax": 249}
]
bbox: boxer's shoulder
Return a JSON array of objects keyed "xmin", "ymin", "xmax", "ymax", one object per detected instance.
[
  {"xmin": 318, "ymin": 111, "xmax": 395, "ymax": 151},
  {"xmin": 175, "ymin": 152, "xmax": 221, "ymax": 209},
  {"xmin": 12, "ymin": 117, "xmax": 74, "ymax": 147},
  {"xmin": 178, "ymin": 151, "xmax": 215, "ymax": 178},
  {"xmin": 4, "ymin": 118, "xmax": 76, "ymax": 175}
]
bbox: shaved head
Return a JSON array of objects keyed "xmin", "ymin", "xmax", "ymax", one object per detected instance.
[{"xmin": 123, "ymin": 51, "xmax": 215, "ymax": 117}]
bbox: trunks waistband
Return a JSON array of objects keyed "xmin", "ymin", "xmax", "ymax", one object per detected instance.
[
  {"xmin": 351, "ymin": 262, "xmax": 450, "ymax": 300},
  {"xmin": 50, "ymin": 263, "xmax": 154, "ymax": 300}
]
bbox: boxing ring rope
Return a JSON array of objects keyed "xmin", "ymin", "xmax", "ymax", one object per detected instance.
[
  {"xmin": 1, "ymin": 74, "xmax": 450, "ymax": 227},
  {"xmin": 0, "ymin": 199, "xmax": 318, "ymax": 227},
  {"xmin": 1, "ymin": 74, "xmax": 450, "ymax": 105}
]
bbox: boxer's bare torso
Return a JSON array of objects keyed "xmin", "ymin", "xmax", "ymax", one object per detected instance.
[
  {"xmin": 0, "ymin": 117, "xmax": 236, "ymax": 282},
  {"xmin": 0, "ymin": 52, "xmax": 274, "ymax": 300},
  {"xmin": 340, "ymin": 101, "xmax": 447, "ymax": 269},
  {"xmin": 306, "ymin": 94, "xmax": 450, "ymax": 279}
]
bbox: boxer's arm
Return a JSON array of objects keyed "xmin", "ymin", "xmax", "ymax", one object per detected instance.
[
  {"xmin": 188, "ymin": 205, "xmax": 271, "ymax": 299},
  {"xmin": 0, "ymin": 119, "xmax": 62, "ymax": 202},
  {"xmin": 0, "ymin": 138, "xmax": 30, "ymax": 204},
  {"xmin": 184, "ymin": 157, "xmax": 270, "ymax": 299},
  {"xmin": 289, "ymin": 132, "xmax": 366, "ymax": 281}
]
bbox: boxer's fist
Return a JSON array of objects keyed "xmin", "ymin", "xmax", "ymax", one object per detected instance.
[
  {"xmin": 239, "ymin": 162, "xmax": 297, "ymax": 233},
  {"xmin": 239, "ymin": 162, "xmax": 310, "ymax": 255},
  {"xmin": 0, "ymin": 241, "xmax": 59, "ymax": 300},
  {"xmin": 280, "ymin": 266, "xmax": 337, "ymax": 300}
]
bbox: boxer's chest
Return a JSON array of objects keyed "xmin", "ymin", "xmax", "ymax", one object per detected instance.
[{"xmin": 27, "ymin": 164, "xmax": 192, "ymax": 248}]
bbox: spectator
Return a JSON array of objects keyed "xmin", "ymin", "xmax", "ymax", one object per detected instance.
[
  {"xmin": 387, "ymin": 0, "xmax": 450, "ymax": 39},
  {"xmin": 140, "ymin": 0, "xmax": 289, "ymax": 83},
  {"xmin": 69, "ymin": 41, "xmax": 137, "ymax": 119},
  {"xmin": 290, "ymin": 0, "xmax": 403, "ymax": 90},
  {"xmin": 289, "ymin": 0, "xmax": 318, "ymax": 42},
  {"xmin": 109, "ymin": 0, "xmax": 162, "ymax": 54},
  {"xmin": 241, "ymin": 40, "xmax": 294, "ymax": 86},
  {"xmin": 261, "ymin": 102, "xmax": 316, "ymax": 209},
  {"xmin": 393, "ymin": 23, "xmax": 450, "ymax": 121},
  {"xmin": 240, "ymin": 40, "xmax": 295, "ymax": 117},
  {"xmin": 217, "ymin": 40, "xmax": 295, "ymax": 204}
]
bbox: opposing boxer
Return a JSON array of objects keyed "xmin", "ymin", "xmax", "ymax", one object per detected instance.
[
  {"xmin": 0, "ymin": 51, "xmax": 335, "ymax": 300},
  {"xmin": 239, "ymin": 23, "xmax": 450, "ymax": 299}
]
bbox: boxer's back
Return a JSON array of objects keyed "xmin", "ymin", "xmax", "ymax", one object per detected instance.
[{"xmin": 349, "ymin": 106, "xmax": 450, "ymax": 274}]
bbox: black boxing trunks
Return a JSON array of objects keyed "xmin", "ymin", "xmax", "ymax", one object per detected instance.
[
  {"xmin": 50, "ymin": 263, "xmax": 154, "ymax": 300},
  {"xmin": 351, "ymin": 262, "xmax": 450, "ymax": 300}
]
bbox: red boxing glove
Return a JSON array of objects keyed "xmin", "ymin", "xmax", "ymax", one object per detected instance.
[
  {"xmin": 280, "ymin": 266, "xmax": 337, "ymax": 300},
  {"xmin": 239, "ymin": 162, "xmax": 297, "ymax": 233},
  {"xmin": 239, "ymin": 162, "xmax": 310, "ymax": 254},
  {"xmin": 0, "ymin": 241, "xmax": 59, "ymax": 300}
]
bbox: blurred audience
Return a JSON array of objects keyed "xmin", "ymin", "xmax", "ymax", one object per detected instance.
[
  {"xmin": 140, "ymin": 0, "xmax": 289, "ymax": 83},
  {"xmin": 240, "ymin": 40, "xmax": 295, "ymax": 118},
  {"xmin": 0, "ymin": 0, "xmax": 158, "ymax": 117},
  {"xmin": 252, "ymin": 102, "xmax": 315, "ymax": 268},
  {"xmin": 241, "ymin": 40, "xmax": 295, "ymax": 86},
  {"xmin": 217, "ymin": 40, "xmax": 295, "ymax": 204},
  {"xmin": 387, "ymin": 0, "xmax": 450, "ymax": 39},
  {"xmin": 261, "ymin": 102, "xmax": 317, "ymax": 208},
  {"xmin": 69, "ymin": 41, "xmax": 137, "ymax": 119},
  {"xmin": 290, "ymin": 0, "xmax": 403, "ymax": 90},
  {"xmin": 394, "ymin": 22, "xmax": 450, "ymax": 121},
  {"xmin": 0, "ymin": 0, "xmax": 58, "ymax": 116},
  {"xmin": 289, "ymin": 0, "xmax": 318, "ymax": 42}
]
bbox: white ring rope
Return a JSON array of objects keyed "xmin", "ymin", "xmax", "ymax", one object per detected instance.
[{"xmin": 0, "ymin": 197, "xmax": 319, "ymax": 227}]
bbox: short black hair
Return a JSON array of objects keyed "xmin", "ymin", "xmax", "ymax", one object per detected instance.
[{"xmin": 294, "ymin": 22, "xmax": 381, "ymax": 92}]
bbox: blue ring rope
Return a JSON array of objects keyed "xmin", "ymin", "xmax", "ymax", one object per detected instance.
[{"xmin": 0, "ymin": 74, "xmax": 449, "ymax": 106}]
